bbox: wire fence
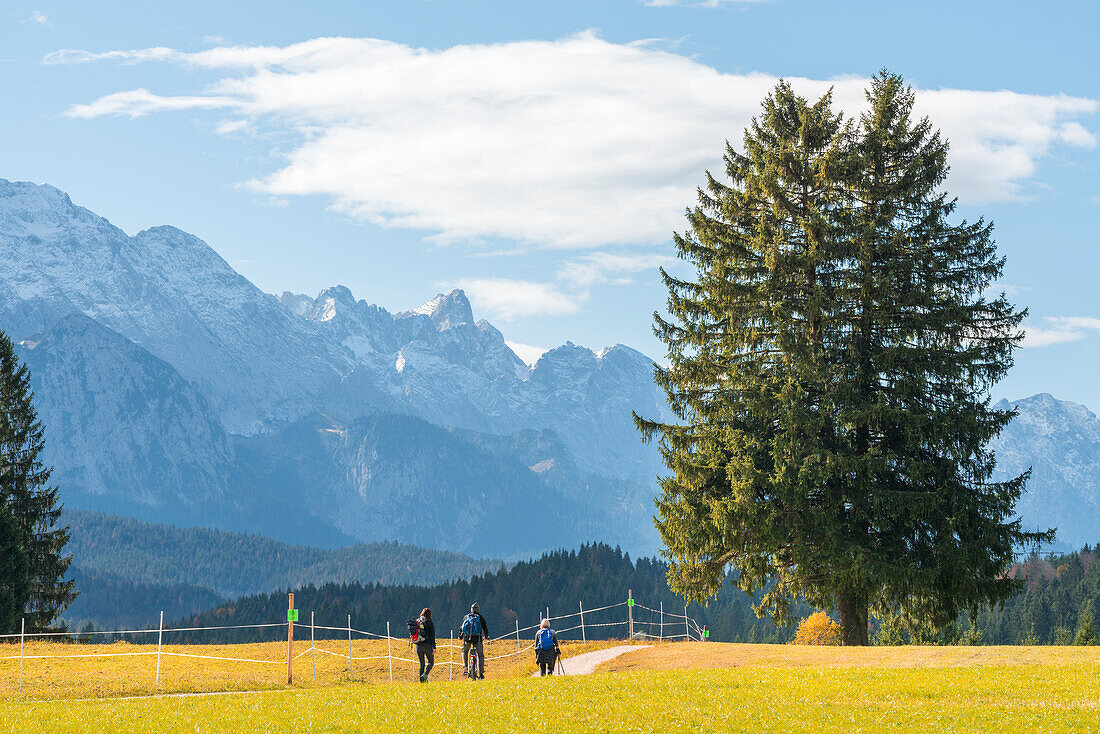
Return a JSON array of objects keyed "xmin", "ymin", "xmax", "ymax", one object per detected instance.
[{"xmin": 0, "ymin": 591, "xmax": 709, "ymax": 696}]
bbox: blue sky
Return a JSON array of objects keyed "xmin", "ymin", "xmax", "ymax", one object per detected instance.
[{"xmin": 2, "ymin": 0, "xmax": 1098, "ymax": 408}]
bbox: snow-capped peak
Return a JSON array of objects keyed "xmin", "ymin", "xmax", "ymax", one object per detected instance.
[{"xmin": 408, "ymin": 289, "xmax": 474, "ymax": 327}]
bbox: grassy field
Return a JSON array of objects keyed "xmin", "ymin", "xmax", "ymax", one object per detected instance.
[
  {"xmin": 4, "ymin": 642, "xmax": 1100, "ymax": 732},
  {"xmin": 0, "ymin": 638, "xmax": 624, "ymax": 700}
]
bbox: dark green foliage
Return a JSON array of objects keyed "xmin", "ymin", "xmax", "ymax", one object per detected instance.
[
  {"xmin": 637, "ymin": 72, "xmax": 1048, "ymax": 644},
  {"xmin": 957, "ymin": 548, "xmax": 1100, "ymax": 644},
  {"xmin": 171, "ymin": 544, "xmax": 804, "ymax": 644},
  {"xmin": 0, "ymin": 329, "xmax": 75, "ymax": 631},
  {"xmin": 1074, "ymin": 600, "xmax": 1096, "ymax": 645},
  {"xmin": 0, "ymin": 510, "xmax": 29, "ymax": 631}
]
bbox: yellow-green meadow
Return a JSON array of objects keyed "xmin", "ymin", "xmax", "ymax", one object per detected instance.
[{"xmin": 4, "ymin": 642, "xmax": 1099, "ymax": 732}]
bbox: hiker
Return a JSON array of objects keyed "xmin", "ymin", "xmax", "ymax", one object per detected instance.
[
  {"xmin": 460, "ymin": 602, "xmax": 489, "ymax": 679},
  {"xmin": 415, "ymin": 607, "xmax": 436, "ymax": 682},
  {"xmin": 535, "ymin": 618, "xmax": 561, "ymax": 676}
]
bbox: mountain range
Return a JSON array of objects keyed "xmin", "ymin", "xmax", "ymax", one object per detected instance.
[
  {"xmin": 2, "ymin": 177, "xmax": 1099, "ymax": 558},
  {"xmin": 2, "ymin": 178, "xmax": 665, "ymax": 557}
]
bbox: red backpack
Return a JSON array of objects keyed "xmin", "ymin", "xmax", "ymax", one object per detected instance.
[{"xmin": 406, "ymin": 617, "xmax": 423, "ymax": 643}]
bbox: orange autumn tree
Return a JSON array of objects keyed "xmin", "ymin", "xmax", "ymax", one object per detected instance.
[{"xmin": 792, "ymin": 611, "xmax": 842, "ymax": 646}]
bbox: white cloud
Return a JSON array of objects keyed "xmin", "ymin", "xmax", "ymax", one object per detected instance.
[
  {"xmin": 454, "ymin": 277, "xmax": 581, "ymax": 320},
  {"xmin": 506, "ymin": 340, "xmax": 549, "ymax": 366},
  {"xmin": 1022, "ymin": 316, "xmax": 1100, "ymax": 348},
  {"xmin": 52, "ymin": 34, "xmax": 1098, "ymax": 248},
  {"xmin": 26, "ymin": 11, "xmax": 50, "ymax": 25},
  {"xmin": 66, "ymin": 89, "xmax": 233, "ymax": 119},
  {"xmin": 214, "ymin": 118, "xmax": 254, "ymax": 135},
  {"xmin": 559, "ymin": 251, "xmax": 673, "ymax": 286},
  {"xmin": 44, "ymin": 47, "xmax": 180, "ymax": 65}
]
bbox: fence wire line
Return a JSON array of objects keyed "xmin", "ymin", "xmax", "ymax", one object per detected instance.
[
  {"xmin": 1, "ymin": 596, "xmax": 707, "ymax": 689},
  {"xmin": 0, "ymin": 622, "xmax": 285, "ymax": 640}
]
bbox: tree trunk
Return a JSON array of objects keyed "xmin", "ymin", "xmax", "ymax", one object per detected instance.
[{"xmin": 837, "ymin": 593, "xmax": 869, "ymax": 646}]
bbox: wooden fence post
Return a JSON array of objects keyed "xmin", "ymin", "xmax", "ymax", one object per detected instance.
[
  {"xmin": 311, "ymin": 611, "xmax": 317, "ymax": 682},
  {"xmin": 684, "ymin": 605, "xmax": 690, "ymax": 641},
  {"xmin": 660, "ymin": 602, "xmax": 664, "ymax": 641},
  {"xmin": 287, "ymin": 592, "xmax": 294, "ymax": 685},
  {"xmin": 19, "ymin": 617, "xmax": 24, "ymax": 695},
  {"xmin": 516, "ymin": 619, "xmax": 521, "ymax": 674},
  {"xmin": 156, "ymin": 610, "xmax": 164, "ymax": 684},
  {"xmin": 450, "ymin": 629, "xmax": 454, "ymax": 682},
  {"xmin": 348, "ymin": 614, "xmax": 353, "ymax": 677},
  {"xmin": 386, "ymin": 621, "xmax": 393, "ymax": 683},
  {"xmin": 579, "ymin": 601, "xmax": 586, "ymax": 642},
  {"xmin": 628, "ymin": 589, "xmax": 633, "ymax": 639}
]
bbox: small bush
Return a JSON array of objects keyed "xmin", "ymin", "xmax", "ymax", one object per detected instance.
[{"xmin": 792, "ymin": 611, "xmax": 842, "ymax": 646}]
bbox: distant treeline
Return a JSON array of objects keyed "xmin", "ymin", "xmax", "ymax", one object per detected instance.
[
  {"xmin": 67, "ymin": 511, "xmax": 503, "ymax": 600},
  {"xmin": 975, "ymin": 548, "xmax": 1100, "ymax": 645},
  {"xmin": 167, "ymin": 543, "xmax": 1100, "ymax": 646},
  {"xmin": 64, "ymin": 567, "xmax": 225, "ymax": 631},
  {"xmin": 171, "ymin": 543, "xmax": 803, "ymax": 644}
]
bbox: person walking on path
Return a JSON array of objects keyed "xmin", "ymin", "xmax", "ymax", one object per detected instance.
[
  {"xmin": 535, "ymin": 618, "xmax": 560, "ymax": 676},
  {"xmin": 461, "ymin": 602, "xmax": 489, "ymax": 679},
  {"xmin": 415, "ymin": 607, "xmax": 436, "ymax": 682}
]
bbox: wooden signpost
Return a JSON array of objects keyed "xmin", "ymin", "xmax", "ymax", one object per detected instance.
[{"xmin": 287, "ymin": 592, "xmax": 296, "ymax": 685}]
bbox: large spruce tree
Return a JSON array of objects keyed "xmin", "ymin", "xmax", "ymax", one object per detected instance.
[
  {"xmin": 0, "ymin": 329, "xmax": 76, "ymax": 631},
  {"xmin": 638, "ymin": 73, "xmax": 1050, "ymax": 644}
]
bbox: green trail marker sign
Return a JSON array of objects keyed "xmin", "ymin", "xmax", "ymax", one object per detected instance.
[
  {"xmin": 287, "ymin": 609, "xmax": 299, "ymax": 622},
  {"xmin": 703, "ymin": 629, "xmax": 709, "ymax": 638},
  {"xmin": 627, "ymin": 599, "xmax": 635, "ymax": 607}
]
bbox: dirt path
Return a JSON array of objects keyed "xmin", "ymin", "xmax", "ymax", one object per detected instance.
[{"xmin": 533, "ymin": 645, "xmax": 649, "ymax": 676}]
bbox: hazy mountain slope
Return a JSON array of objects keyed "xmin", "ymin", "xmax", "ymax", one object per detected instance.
[
  {"xmin": 993, "ymin": 393, "xmax": 1100, "ymax": 549},
  {"xmin": 63, "ymin": 568, "xmax": 225, "ymax": 630},
  {"xmin": 18, "ymin": 314, "xmax": 241, "ymax": 520},
  {"xmin": 17, "ymin": 316, "xmax": 352, "ymax": 546},
  {"xmin": 233, "ymin": 413, "xmax": 640, "ymax": 558},
  {"xmin": 66, "ymin": 511, "xmax": 502, "ymax": 600}
]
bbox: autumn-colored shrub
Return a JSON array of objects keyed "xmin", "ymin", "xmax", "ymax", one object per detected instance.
[{"xmin": 792, "ymin": 611, "xmax": 843, "ymax": 646}]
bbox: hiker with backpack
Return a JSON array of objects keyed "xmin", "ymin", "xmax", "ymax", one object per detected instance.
[
  {"xmin": 535, "ymin": 618, "xmax": 561, "ymax": 676},
  {"xmin": 460, "ymin": 602, "xmax": 489, "ymax": 680},
  {"xmin": 409, "ymin": 607, "xmax": 436, "ymax": 682}
]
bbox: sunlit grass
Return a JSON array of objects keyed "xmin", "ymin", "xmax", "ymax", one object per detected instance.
[
  {"xmin": 5, "ymin": 659, "xmax": 1100, "ymax": 733},
  {"xmin": 4, "ymin": 642, "xmax": 1100, "ymax": 732},
  {"xmin": 0, "ymin": 637, "xmax": 627, "ymax": 700}
]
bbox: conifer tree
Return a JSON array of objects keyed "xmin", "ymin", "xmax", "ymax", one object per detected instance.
[
  {"xmin": 0, "ymin": 330, "xmax": 76, "ymax": 631},
  {"xmin": 0, "ymin": 511, "xmax": 29, "ymax": 632},
  {"xmin": 638, "ymin": 73, "xmax": 1050, "ymax": 645},
  {"xmin": 1074, "ymin": 600, "xmax": 1096, "ymax": 646}
]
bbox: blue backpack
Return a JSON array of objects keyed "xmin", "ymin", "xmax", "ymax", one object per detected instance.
[
  {"xmin": 461, "ymin": 613, "xmax": 482, "ymax": 638},
  {"xmin": 537, "ymin": 628, "xmax": 556, "ymax": 650}
]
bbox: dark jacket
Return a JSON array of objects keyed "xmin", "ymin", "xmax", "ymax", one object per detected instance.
[{"xmin": 417, "ymin": 616, "xmax": 436, "ymax": 649}]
